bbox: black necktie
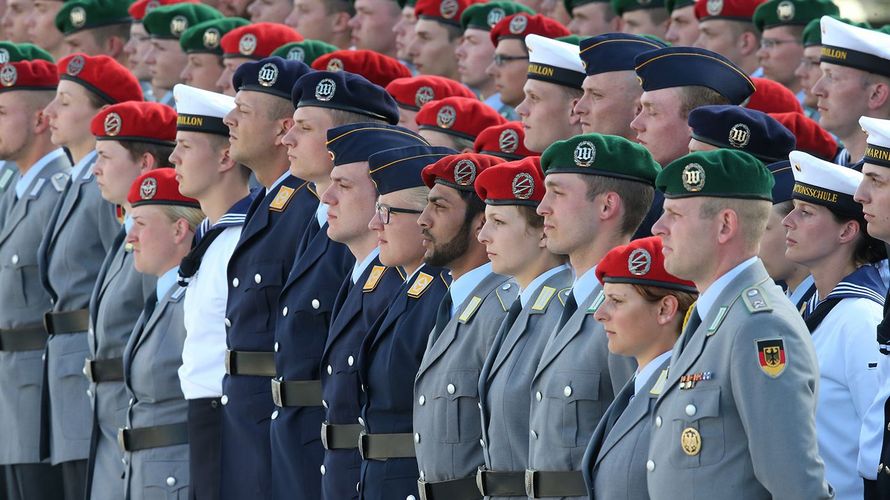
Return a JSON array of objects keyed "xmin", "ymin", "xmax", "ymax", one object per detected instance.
[
  {"xmin": 178, "ymin": 226, "xmax": 226, "ymax": 287},
  {"xmin": 603, "ymin": 378, "xmax": 635, "ymax": 438},
  {"xmin": 556, "ymin": 291, "xmax": 578, "ymax": 330},
  {"xmin": 678, "ymin": 305, "xmax": 701, "ymax": 354},
  {"xmin": 431, "ymin": 293, "xmax": 453, "ymax": 342},
  {"xmin": 492, "ymin": 298, "xmax": 523, "ymax": 350},
  {"xmin": 878, "ymin": 286, "xmax": 890, "ymax": 355}
]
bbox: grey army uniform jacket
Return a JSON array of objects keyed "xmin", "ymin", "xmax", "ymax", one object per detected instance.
[
  {"xmin": 414, "ymin": 271, "xmax": 518, "ymax": 484},
  {"xmin": 479, "ymin": 267, "xmax": 572, "ymax": 500},
  {"xmin": 527, "ymin": 282, "xmax": 636, "ymax": 499},
  {"xmin": 122, "ymin": 283, "xmax": 189, "ymax": 500},
  {"xmin": 647, "ymin": 260, "xmax": 834, "ymax": 500},
  {"xmin": 39, "ymin": 153, "xmax": 120, "ymax": 464},
  {"xmin": 0, "ymin": 153, "xmax": 69, "ymax": 465},
  {"xmin": 0, "ymin": 160, "xmax": 19, "ymax": 228}
]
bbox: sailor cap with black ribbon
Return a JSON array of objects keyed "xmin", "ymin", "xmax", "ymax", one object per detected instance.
[
  {"xmin": 820, "ymin": 15, "xmax": 890, "ymax": 78},
  {"xmin": 789, "ymin": 150, "xmax": 863, "ymax": 218},
  {"xmin": 173, "ymin": 84, "xmax": 234, "ymax": 136},
  {"xmin": 525, "ymin": 34, "xmax": 586, "ymax": 90},
  {"xmin": 860, "ymin": 116, "xmax": 890, "ymax": 169}
]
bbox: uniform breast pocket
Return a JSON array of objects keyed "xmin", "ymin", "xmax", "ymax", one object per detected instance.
[
  {"xmin": 669, "ymin": 387, "xmax": 724, "ymax": 469},
  {"xmin": 545, "ymin": 371, "xmax": 601, "ymax": 448},
  {"xmin": 433, "ymin": 370, "xmax": 481, "ymax": 444},
  {"xmin": 141, "ymin": 459, "xmax": 189, "ymax": 500},
  {"xmin": 246, "ymin": 262, "xmax": 284, "ymax": 332},
  {"xmin": 4, "ymin": 250, "xmax": 37, "ymax": 308}
]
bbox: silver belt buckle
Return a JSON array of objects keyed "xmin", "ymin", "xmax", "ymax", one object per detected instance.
[
  {"xmin": 417, "ymin": 479, "xmax": 432, "ymax": 500},
  {"xmin": 271, "ymin": 378, "xmax": 283, "ymax": 407},
  {"xmin": 320, "ymin": 422, "xmax": 330, "ymax": 450},
  {"xmin": 83, "ymin": 358, "xmax": 94, "ymax": 382},
  {"xmin": 224, "ymin": 350, "xmax": 234, "ymax": 374},
  {"xmin": 475, "ymin": 466, "xmax": 488, "ymax": 496},
  {"xmin": 116, "ymin": 428, "xmax": 128, "ymax": 452},
  {"xmin": 525, "ymin": 469, "xmax": 537, "ymax": 498}
]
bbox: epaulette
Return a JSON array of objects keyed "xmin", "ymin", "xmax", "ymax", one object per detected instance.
[
  {"xmin": 363, "ymin": 265, "xmax": 388, "ymax": 293},
  {"xmin": 741, "ymin": 286, "xmax": 772, "ymax": 314},
  {"xmin": 587, "ymin": 289, "xmax": 605, "ymax": 314},
  {"xmin": 530, "ymin": 286, "xmax": 558, "ymax": 313},
  {"xmin": 0, "ymin": 168, "xmax": 14, "ymax": 193},
  {"xmin": 458, "ymin": 296, "xmax": 484, "ymax": 323},
  {"xmin": 493, "ymin": 281, "xmax": 515, "ymax": 312},
  {"xmin": 408, "ymin": 272, "xmax": 434, "ymax": 298},
  {"xmin": 269, "ymin": 184, "xmax": 295, "ymax": 212},
  {"xmin": 50, "ymin": 172, "xmax": 69, "ymax": 192},
  {"xmin": 27, "ymin": 178, "xmax": 47, "ymax": 198}
]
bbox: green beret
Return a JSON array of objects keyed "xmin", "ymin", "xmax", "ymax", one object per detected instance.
[
  {"xmin": 272, "ymin": 40, "xmax": 339, "ymax": 65},
  {"xmin": 460, "ymin": 1, "xmax": 535, "ymax": 31},
  {"xmin": 656, "ymin": 150, "xmax": 773, "ymax": 200},
  {"xmin": 665, "ymin": 0, "xmax": 694, "ymax": 13},
  {"xmin": 55, "ymin": 0, "xmax": 131, "ymax": 35},
  {"xmin": 541, "ymin": 134, "xmax": 660, "ymax": 185},
  {"xmin": 143, "ymin": 3, "xmax": 223, "ymax": 40},
  {"xmin": 564, "ymin": 0, "xmax": 609, "ymax": 16},
  {"xmin": 556, "ymin": 34, "xmax": 584, "ymax": 45},
  {"xmin": 753, "ymin": 0, "xmax": 838, "ymax": 32},
  {"xmin": 801, "ymin": 16, "xmax": 871, "ymax": 46},
  {"xmin": 0, "ymin": 42, "xmax": 54, "ymax": 63},
  {"xmin": 611, "ymin": 0, "xmax": 665, "ymax": 16},
  {"xmin": 179, "ymin": 17, "xmax": 250, "ymax": 54},
  {"xmin": 396, "ymin": 0, "xmax": 416, "ymax": 9}
]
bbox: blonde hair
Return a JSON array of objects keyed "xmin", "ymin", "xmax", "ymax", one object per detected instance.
[{"xmin": 161, "ymin": 206, "xmax": 205, "ymax": 232}]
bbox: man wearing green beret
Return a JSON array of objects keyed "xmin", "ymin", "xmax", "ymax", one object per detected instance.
[
  {"xmin": 565, "ymin": 0, "xmax": 619, "ymax": 36},
  {"xmin": 612, "ymin": 0, "xmax": 668, "ymax": 38},
  {"xmin": 664, "ymin": 0, "xmax": 698, "ymax": 46},
  {"xmin": 284, "ymin": 0, "xmax": 353, "ymax": 50},
  {"xmin": 647, "ymin": 149, "xmax": 832, "ymax": 500},
  {"xmin": 143, "ymin": 3, "xmax": 224, "ymax": 106},
  {"xmin": 55, "ymin": 0, "xmax": 131, "ymax": 64},
  {"xmin": 754, "ymin": 0, "xmax": 838, "ymax": 103},
  {"xmin": 180, "ymin": 17, "xmax": 250, "ymax": 93},
  {"xmin": 24, "ymin": 0, "xmax": 66, "ymax": 60}
]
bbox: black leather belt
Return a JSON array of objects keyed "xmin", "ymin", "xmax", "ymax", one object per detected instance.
[
  {"xmin": 117, "ymin": 422, "xmax": 189, "ymax": 452},
  {"xmin": 524, "ymin": 469, "xmax": 586, "ymax": 498},
  {"xmin": 270, "ymin": 378, "xmax": 322, "ymax": 407},
  {"xmin": 475, "ymin": 467, "xmax": 525, "ymax": 496},
  {"xmin": 320, "ymin": 422, "xmax": 362, "ymax": 450},
  {"xmin": 224, "ymin": 349, "xmax": 275, "ymax": 377},
  {"xmin": 0, "ymin": 325, "xmax": 48, "ymax": 351},
  {"xmin": 43, "ymin": 309, "xmax": 89, "ymax": 334},
  {"xmin": 358, "ymin": 431, "xmax": 416, "ymax": 460},
  {"xmin": 418, "ymin": 476, "xmax": 481, "ymax": 500},
  {"xmin": 83, "ymin": 357, "xmax": 124, "ymax": 383}
]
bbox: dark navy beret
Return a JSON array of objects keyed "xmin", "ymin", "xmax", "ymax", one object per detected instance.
[
  {"xmin": 292, "ymin": 70, "xmax": 400, "ymax": 125},
  {"xmin": 369, "ymin": 145, "xmax": 457, "ymax": 194},
  {"xmin": 634, "ymin": 47, "xmax": 756, "ymax": 105},
  {"xmin": 768, "ymin": 160, "xmax": 794, "ymax": 204},
  {"xmin": 326, "ymin": 123, "xmax": 429, "ymax": 167},
  {"xmin": 689, "ymin": 105, "xmax": 796, "ymax": 163},
  {"xmin": 232, "ymin": 56, "xmax": 311, "ymax": 100},
  {"xmin": 579, "ymin": 33, "xmax": 667, "ymax": 76}
]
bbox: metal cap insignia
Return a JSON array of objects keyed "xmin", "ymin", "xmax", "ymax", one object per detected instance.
[
  {"xmin": 0, "ymin": 65, "xmax": 16, "ymax": 87},
  {"xmin": 573, "ymin": 140, "xmax": 596, "ymax": 167},
  {"xmin": 439, "ymin": 0, "xmax": 459, "ymax": 19},
  {"xmin": 140, "ymin": 177, "xmax": 158, "ymax": 200},
  {"xmin": 103, "ymin": 112, "xmax": 122, "ymax": 136},
  {"xmin": 287, "ymin": 47, "xmax": 305, "ymax": 61},
  {"xmin": 627, "ymin": 248, "xmax": 652, "ymax": 276},
  {"xmin": 170, "ymin": 15, "xmax": 189, "ymax": 37},
  {"xmin": 706, "ymin": 0, "xmax": 723, "ymax": 16},
  {"xmin": 511, "ymin": 172, "xmax": 534, "ymax": 199},
  {"xmin": 315, "ymin": 78, "xmax": 336, "ymax": 101},
  {"xmin": 486, "ymin": 8, "xmax": 505, "ymax": 27},
  {"xmin": 415, "ymin": 86, "xmax": 435, "ymax": 107},
  {"xmin": 67, "ymin": 55, "xmax": 86, "ymax": 76},
  {"xmin": 436, "ymin": 105, "xmax": 456, "ymax": 129},
  {"xmin": 728, "ymin": 123, "xmax": 750, "ymax": 148},
  {"xmin": 454, "ymin": 159, "xmax": 477, "ymax": 186},
  {"xmin": 509, "ymin": 15, "xmax": 528, "ymax": 34},
  {"xmin": 257, "ymin": 62, "xmax": 279, "ymax": 87},
  {"xmin": 70, "ymin": 6, "xmax": 87, "ymax": 28},
  {"xmin": 776, "ymin": 0, "xmax": 795, "ymax": 21},
  {"xmin": 681, "ymin": 163, "xmax": 706, "ymax": 192},
  {"xmin": 498, "ymin": 129, "xmax": 518, "ymax": 153},
  {"xmin": 203, "ymin": 28, "xmax": 220, "ymax": 49},
  {"xmin": 326, "ymin": 58, "xmax": 344, "ymax": 71},
  {"xmin": 239, "ymin": 33, "xmax": 257, "ymax": 55}
]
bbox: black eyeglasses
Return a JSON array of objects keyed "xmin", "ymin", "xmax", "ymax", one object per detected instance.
[
  {"xmin": 493, "ymin": 54, "xmax": 529, "ymax": 67},
  {"xmin": 375, "ymin": 202, "xmax": 422, "ymax": 225}
]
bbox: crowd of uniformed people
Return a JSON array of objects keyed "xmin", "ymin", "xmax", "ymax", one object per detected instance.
[{"xmin": 2, "ymin": 0, "xmax": 890, "ymax": 499}]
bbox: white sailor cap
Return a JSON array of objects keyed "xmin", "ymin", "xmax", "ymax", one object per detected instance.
[
  {"xmin": 173, "ymin": 84, "xmax": 235, "ymax": 136},
  {"xmin": 789, "ymin": 150, "xmax": 863, "ymax": 217},
  {"xmin": 820, "ymin": 16, "xmax": 890, "ymax": 78},
  {"xmin": 860, "ymin": 116, "xmax": 890, "ymax": 168},
  {"xmin": 525, "ymin": 34, "xmax": 585, "ymax": 89}
]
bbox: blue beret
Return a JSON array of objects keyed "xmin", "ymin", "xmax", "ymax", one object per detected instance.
[
  {"xmin": 369, "ymin": 145, "xmax": 458, "ymax": 194},
  {"xmin": 292, "ymin": 71, "xmax": 400, "ymax": 125},
  {"xmin": 326, "ymin": 123, "xmax": 429, "ymax": 167},
  {"xmin": 232, "ymin": 56, "xmax": 312, "ymax": 100},
  {"xmin": 634, "ymin": 47, "xmax": 756, "ymax": 105},
  {"xmin": 768, "ymin": 160, "xmax": 794, "ymax": 204},
  {"xmin": 689, "ymin": 105, "xmax": 796, "ymax": 163},
  {"xmin": 579, "ymin": 33, "xmax": 667, "ymax": 76}
]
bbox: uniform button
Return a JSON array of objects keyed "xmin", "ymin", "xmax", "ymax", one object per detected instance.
[
  {"xmin": 312, "ymin": 299, "xmax": 320, "ymax": 309},
  {"xmin": 880, "ymin": 463, "xmax": 885, "ymax": 474},
  {"xmin": 221, "ymin": 395, "xmax": 229, "ymax": 405},
  {"xmin": 886, "ymin": 422, "xmax": 890, "ymax": 431},
  {"xmin": 86, "ymin": 389, "xmax": 92, "ymax": 397},
  {"xmin": 322, "ymin": 400, "xmax": 328, "ymax": 409},
  {"xmin": 274, "ymin": 342, "xmax": 280, "ymax": 352},
  {"xmin": 42, "ymin": 353, "xmax": 46, "ymax": 361},
  {"xmin": 535, "ymin": 391, "xmax": 542, "ymax": 402},
  {"xmin": 347, "ymin": 355, "xmax": 354, "ymax": 366},
  {"xmin": 320, "ymin": 465, "xmax": 326, "ymax": 475},
  {"xmin": 418, "ymin": 395, "xmax": 425, "ymax": 406},
  {"xmin": 885, "ymin": 466, "xmax": 890, "ymax": 476},
  {"xmin": 447, "ymin": 383, "xmax": 455, "ymax": 394},
  {"xmin": 646, "ymin": 460, "xmax": 655, "ymax": 472},
  {"xmin": 254, "ymin": 273, "xmax": 262, "ymax": 284},
  {"xmin": 271, "ymin": 410, "xmax": 279, "ymax": 420},
  {"xmin": 563, "ymin": 386, "xmax": 572, "ymax": 397},
  {"xmin": 685, "ymin": 404, "xmax": 696, "ymax": 416},
  {"xmin": 358, "ymin": 417, "xmax": 365, "ymax": 426},
  {"xmin": 224, "ymin": 318, "xmax": 231, "ymax": 328},
  {"xmin": 655, "ymin": 416, "xmax": 662, "ymax": 428},
  {"xmin": 11, "ymin": 254, "xmax": 18, "ymax": 264},
  {"xmin": 128, "ymin": 398, "xmax": 134, "ymax": 405},
  {"xmin": 530, "ymin": 429, "xmax": 538, "ymax": 439},
  {"xmin": 501, "ymin": 283, "xmax": 511, "ymax": 290},
  {"xmin": 327, "ymin": 365, "xmax": 333, "ymax": 375},
  {"xmin": 407, "ymin": 496, "xmax": 416, "ymax": 500},
  {"xmin": 122, "ymin": 458, "xmax": 127, "ymax": 465},
  {"xmin": 82, "ymin": 366, "xmax": 88, "ymax": 376},
  {"xmin": 356, "ymin": 482, "xmax": 360, "ymax": 493},
  {"xmin": 282, "ymin": 307, "xmax": 288, "ymax": 317},
  {"xmin": 360, "ymin": 384, "xmax": 366, "ymax": 393},
  {"xmin": 479, "ymin": 439, "xmax": 484, "ymax": 447},
  {"xmin": 166, "ymin": 477, "xmax": 176, "ymax": 487},
  {"xmin": 232, "ymin": 277, "xmax": 239, "ymax": 288},
  {"xmin": 477, "ymin": 402, "xmax": 482, "ymax": 410},
  {"xmin": 414, "ymin": 433, "xmax": 420, "ymax": 443}
]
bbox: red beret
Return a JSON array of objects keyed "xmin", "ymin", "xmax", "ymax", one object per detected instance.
[
  {"xmin": 91, "ymin": 102, "xmax": 177, "ymax": 146},
  {"xmin": 57, "ymin": 54, "xmax": 143, "ymax": 104},
  {"xmin": 421, "ymin": 153, "xmax": 505, "ymax": 191},
  {"xmin": 311, "ymin": 50, "xmax": 411, "ymax": 89},
  {"xmin": 490, "ymin": 13, "xmax": 570, "ymax": 45},
  {"xmin": 414, "ymin": 0, "xmax": 479, "ymax": 27},
  {"xmin": 474, "ymin": 122, "xmax": 536, "ymax": 160},
  {"xmin": 128, "ymin": 168, "xmax": 200, "ymax": 208},
  {"xmin": 744, "ymin": 77, "xmax": 803, "ymax": 115},
  {"xmin": 386, "ymin": 75, "xmax": 477, "ymax": 111},
  {"xmin": 474, "ymin": 157, "xmax": 545, "ymax": 205},
  {"xmin": 0, "ymin": 60, "xmax": 59, "ymax": 93},
  {"xmin": 128, "ymin": 0, "xmax": 197, "ymax": 21},
  {"xmin": 596, "ymin": 236, "xmax": 697, "ymax": 292},
  {"xmin": 220, "ymin": 23, "xmax": 303, "ymax": 59},
  {"xmin": 416, "ymin": 96, "xmax": 506, "ymax": 141},
  {"xmin": 694, "ymin": 0, "xmax": 766, "ymax": 21},
  {"xmin": 769, "ymin": 112, "xmax": 838, "ymax": 161}
]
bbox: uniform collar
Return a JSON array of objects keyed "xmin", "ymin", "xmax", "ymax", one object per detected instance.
[
  {"xmin": 15, "ymin": 148, "xmax": 66, "ymax": 199},
  {"xmin": 196, "ymin": 194, "xmax": 252, "ymax": 241},
  {"xmin": 124, "ymin": 213, "xmax": 134, "ymax": 233},
  {"xmin": 696, "ymin": 256, "xmax": 759, "ymax": 319},
  {"xmin": 571, "ymin": 264, "xmax": 600, "ymax": 304},
  {"xmin": 787, "ymin": 274, "xmax": 815, "ymax": 305},
  {"xmin": 156, "ymin": 265, "xmax": 180, "ymax": 300},
  {"xmin": 449, "ymin": 261, "xmax": 492, "ymax": 315},
  {"xmin": 635, "ymin": 350, "xmax": 671, "ymax": 396},
  {"xmin": 352, "ymin": 246, "xmax": 380, "ymax": 284},
  {"xmin": 520, "ymin": 264, "xmax": 570, "ymax": 307},
  {"xmin": 72, "ymin": 149, "xmax": 97, "ymax": 180},
  {"xmin": 315, "ymin": 201, "xmax": 329, "ymax": 228},
  {"xmin": 267, "ymin": 171, "xmax": 291, "ymax": 195}
]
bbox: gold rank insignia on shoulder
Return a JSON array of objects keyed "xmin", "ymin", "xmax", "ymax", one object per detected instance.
[
  {"xmin": 587, "ymin": 290, "xmax": 605, "ymax": 313},
  {"xmin": 679, "ymin": 371, "xmax": 713, "ymax": 390},
  {"xmin": 269, "ymin": 185, "xmax": 295, "ymax": 212},
  {"xmin": 363, "ymin": 265, "xmax": 386, "ymax": 293},
  {"xmin": 756, "ymin": 338, "xmax": 786, "ymax": 378},
  {"xmin": 408, "ymin": 272, "xmax": 434, "ymax": 298},
  {"xmin": 458, "ymin": 296, "xmax": 483, "ymax": 323},
  {"xmin": 531, "ymin": 286, "xmax": 556, "ymax": 312}
]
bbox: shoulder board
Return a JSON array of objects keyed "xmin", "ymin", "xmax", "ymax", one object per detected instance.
[
  {"xmin": 363, "ymin": 265, "xmax": 387, "ymax": 293},
  {"xmin": 587, "ymin": 290, "xmax": 605, "ymax": 314},
  {"xmin": 51, "ymin": 172, "xmax": 69, "ymax": 192},
  {"xmin": 27, "ymin": 178, "xmax": 47, "ymax": 198},
  {"xmin": 556, "ymin": 287, "xmax": 571, "ymax": 306},
  {"xmin": 458, "ymin": 296, "xmax": 483, "ymax": 323},
  {"xmin": 408, "ymin": 272, "xmax": 434, "ymax": 298},
  {"xmin": 269, "ymin": 185, "xmax": 295, "ymax": 212},
  {"xmin": 531, "ymin": 286, "xmax": 557, "ymax": 312},
  {"xmin": 741, "ymin": 286, "xmax": 772, "ymax": 314},
  {"xmin": 0, "ymin": 168, "xmax": 14, "ymax": 192}
]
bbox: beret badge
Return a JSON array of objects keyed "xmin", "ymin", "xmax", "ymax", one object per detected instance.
[
  {"xmin": 258, "ymin": 63, "xmax": 279, "ymax": 87},
  {"xmin": 287, "ymin": 47, "xmax": 305, "ymax": 61},
  {"xmin": 70, "ymin": 6, "xmax": 87, "ymax": 28},
  {"xmin": 440, "ymin": 0, "xmax": 459, "ymax": 19},
  {"xmin": 239, "ymin": 33, "xmax": 257, "ymax": 55},
  {"xmin": 203, "ymin": 28, "xmax": 221, "ymax": 49},
  {"xmin": 728, "ymin": 123, "xmax": 751, "ymax": 148},
  {"xmin": 315, "ymin": 78, "xmax": 336, "ymax": 101},
  {"xmin": 415, "ymin": 86, "xmax": 435, "ymax": 107},
  {"xmin": 706, "ymin": 0, "xmax": 723, "ymax": 16},
  {"xmin": 326, "ymin": 58, "xmax": 344, "ymax": 71},
  {"xmin": 436, "ymin": 105, "xmax": 456, "ymax": 129},
  {"xmin": 682, "ymin": 163, "xmax": 706, "ymax": 192},
  {"xmin": 511, "ymin": 172, "xmax": 534, "ymax": 199},
  {"xmin": 627, "ymin": 248, "xmax": 652, "ymax": 276},
  {"xmin": 573, "ymin": 140, "xmax": 596, "ymax": 167},
  {"xmin": 487, "ymin": 8, "xmax": 505, "ymax": 28},
  {"xmin": 0, "ymin": 49, "xmax": 9, "ymax": 65},
  {"xmin": 103, "ymin": 112, "xmax": 122, "ymax": 136},
  {"xmin": 67, "ymin": 55, "xmax": 86, "ymax": 76},
  {"xmin": 498, "ymin": 129, "xmax": 518, "ymax": 153},
  {"xmin": 140, "ymin": 177, "xmax": 158, "ymax": 200},
  {"xmin": 170, "ymin": 15, "xmax": 189, "ymax": 37},
  {"xmin": 509, "ymin": 15, "xmax": 528, "ymax": 35},
  {"xmin": 776, "ymin": 1, "xmax": 795, "ymax": 21},
  {"xmin": 0, "ymin": 65, "xmax": 16, "ymax": 87},
  {"xmin": 454, "ymin": 159, "xmax": 477, "ymax": 186}
]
